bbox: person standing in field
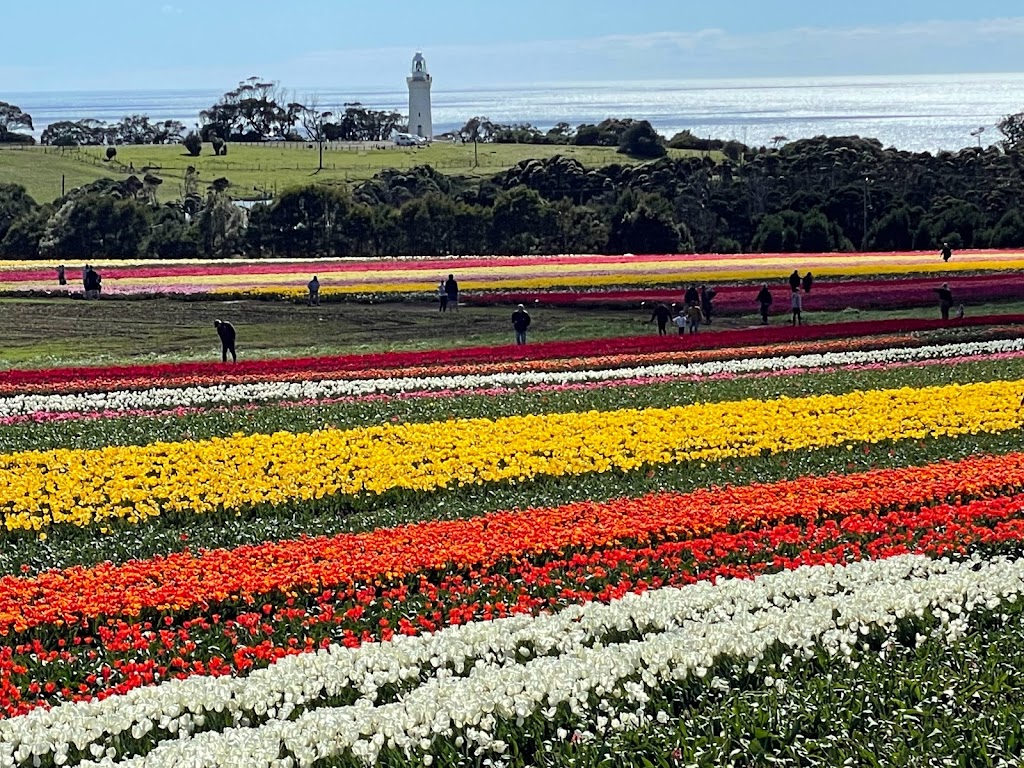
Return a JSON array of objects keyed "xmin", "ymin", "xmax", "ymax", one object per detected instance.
[
  {"xmin": 214, "ymin": 319, "xmax": 237, "ymax": 363},
  {"xmin": 790, "ymin": 287, "xmax": 803, "ymax": 326},
  {"xmin": 935, "ymin": 283, "xmax": 954, "ymax": 321},
  {"xmin": 700, "ymin": 285, "xmax": 716, "ymax": 325},
  {"xmin": 802, "ymin": 272, "xmax": 814, "ymax": 294},
  {"xmin": 445, "ymin": 274, "xmax": 459, "ymax": 312},
  {"xmin": 684, "ymin": 284, "xmax": 699, "ymax": 307},
  {"xmin": 512, "ymin": 304, "xmax": 531, "ymax": 345},
  {"xmin": 437, "ymin": 280, "xmax": 449, "ymax": 312},
  {"xmin": 649, "ymin": 303, "xmax": 672, "ymax": 336},
  {"xmin": 307, "ymin": 275, "xmax": 320, "ymax": 306},
  {"xmin": 685, "ymin": 302, "xmax": 705, "ymax": 334},
  {"xmin": 84, "ymin": 267, "xmax": 101, "ymax": 299},
  {"xmin": 941, "ymin": 242, "xmax": 953, "ymax": 262},
  {"xmin": 82, "ymin": 264, "xmax": 90, "ymax": 292},
  {"xmin": 756, "ymin": 284, "xmax": 773, "ymax": 325},
  {"xmin": 788, "ymin": 270, "xmax": 801, "ymax": 292},
  {"xmin": 56, "ymin": 265, "xmax": 67, "ymax": 286}
]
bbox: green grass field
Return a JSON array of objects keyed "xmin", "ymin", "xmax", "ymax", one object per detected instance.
[
  {"xmin": 0, "ymin": 142, "xmax": 712, "ymax": 205},
  {"xmin": 1, "ymin": 296, "xmax": 1018, "ymax": 370}
]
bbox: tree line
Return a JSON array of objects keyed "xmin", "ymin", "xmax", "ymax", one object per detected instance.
[{"xmin": 5, "ymin": 126, "xmax": 1024, "ymax": 262}]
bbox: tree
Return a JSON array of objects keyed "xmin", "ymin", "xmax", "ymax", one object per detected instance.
[
  {"xmin": 211, "ymin": 136, "xmax": 226, "ymax": 156},
  {"xmin": 201, "ymin": 77, "xmax": 293, "ymax": 141},
  {"xmin": 105, "ymin": 146, "xmax": 118, "ymax": 161},
  {"xmin": 800, "ymin": 209, "xmax": 834, "ymax": 252},
  {"xmin": 490, "ymin": 186, "xmax": 555, "ymax": 253},
  {"xmin": 149, "ymin": 206, "xmax": 199, "ymax": 259},
  {"xmin": 0, "ymin": 206, "xmax": 50, "ymax": 259},
  {"xmin": 40, "ymin": 120, "xmax": 107, "ymax": 146},
  {"xmin": 42, "ymin": 194, "xmax": 152, "ymax": 258},
  {"xmin": 607, "ymin": 194, "xmax": 684, "ymax": 254},
  {"xmin": 196, "ymin": 191, "xmax": 245, "ymax": 256},
  {"xmin": 997, "ymin": 111, "xmax": 1024, "ymax": 153},
  {"xmin": 618, "ymin": 121, "xmax": 666, "ymax": 159},
  {"xmin": 0, "ymin": 102, "xmax": 33, "ymax": 143},
  {"xmin": 865, "ymin": 207, "xmax": 914, "ymax": 251},
  {"xmin": 0, "ymin": 184, "xmax": 37, "ymax": 244},
  {"xmin": 183, "ymin": 131, "xmax": 203, "ymax": 157},
  {"xmin": 989, "ymin": 209, "xmax": 1024, "ymax": 248}
]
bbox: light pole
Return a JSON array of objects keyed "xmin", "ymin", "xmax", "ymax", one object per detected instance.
[{"xmin": 970, "ymin": 126, "xmax": 986, "ymax": 149}]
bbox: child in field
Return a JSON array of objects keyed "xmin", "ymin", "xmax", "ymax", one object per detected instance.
[{"xmin": 672, "ymin": 311, "xmax": 687, "ymax": 336}]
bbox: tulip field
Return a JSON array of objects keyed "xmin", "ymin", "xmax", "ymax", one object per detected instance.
[
  {"xmin": 6, "ymin": 305, "xmax": 1024, "ymax": 766},
  {"xmin": 3, "ymin": 250, "xmax": 1024, "ymax": 305}
]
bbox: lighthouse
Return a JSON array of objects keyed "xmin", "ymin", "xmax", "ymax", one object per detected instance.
[{"xmin": 407, "ymin": 51, "xmax": 433, "ymax": 141}]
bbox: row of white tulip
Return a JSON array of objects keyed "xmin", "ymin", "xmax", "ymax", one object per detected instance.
[
  {"xmin": 4, "ymin": 554, "xmax": 1020, "ymax": 767},
  {"xmin": 2, "ymin": 337, "xmax": 1022, "ymax": 419}
]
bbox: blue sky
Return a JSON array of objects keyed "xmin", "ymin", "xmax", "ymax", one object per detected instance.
[{"xmin": 3, "ymin": 0, "xmax": 1024, "ymax": 92}]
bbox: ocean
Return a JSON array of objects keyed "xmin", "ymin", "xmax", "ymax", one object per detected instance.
[{"xmin": 7, "ymin": 72, "xmax": 1024, "ymax": 153}]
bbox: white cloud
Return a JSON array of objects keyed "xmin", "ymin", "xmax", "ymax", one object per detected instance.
[{"xmin": 160, "ymin": 4, "xmax": 182, "ymax": 15}]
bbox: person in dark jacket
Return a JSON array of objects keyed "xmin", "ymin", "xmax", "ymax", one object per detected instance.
[
  {"xmin": 214, "ymin": 319, "xmax": 237, "ymax": 362},
  {"xmin": 788, "ymin": 270, "xmax": 801, "ymax": 292},
  {"xmin": 935, "ymin": 283, "xmax": 954, "ymax": 321},
  {"xmin": 940, "ymin": 242, "xmax": 953, "ymax": 262},
  {"xmin": 700, "ymin": 285, "xmax": 717, "ymax": 325},
  {"xmin": 445, "ymin": 274, "xmax": 459, "ymax": 312},
  {"xmin": 512, "ymin": 304, "xmax": 531, "ymax": 345},
  {"xmin": 684, "ymin": 285, "xmax": 699, "ymax": 307},
  {"xmin": 756, "ymin": 284, "xmax": 773, "ymax": 325},
  {"xmin": 802, "ymin": 272, "xmax": 814, "ymax": 294},
  {"xmin": 84, "ymin": 267, "xmax": 101, "ymax": 299},
  {"xmin": 649, "ymin": 303, "xmax": 672, "ymax": 336}
]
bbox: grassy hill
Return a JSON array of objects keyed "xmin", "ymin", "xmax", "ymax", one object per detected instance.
[{"xmin": 0, "ymin": 142, "xmax": 710, "ymax": 205}]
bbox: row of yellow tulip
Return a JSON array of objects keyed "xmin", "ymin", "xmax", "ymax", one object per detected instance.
[
  {"xmin": 209, "ymin": 259, "xmax": 1024, "ymax": 297},
  {"xmin": 3, "ymin": 378, "xmax": 1024, "ymax": 533}
]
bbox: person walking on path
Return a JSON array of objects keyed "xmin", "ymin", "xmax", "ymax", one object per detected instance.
[
  {"xmin": 445, "ymin": 274, "xmax": 459, "ymax": 312},
  {"xmin": 56, "ymin": 265, "xmax": 67, "ymax": 286},
  {"xmin": 788, "ymin": 270, "xmax": 801, "ymax": 292},
  {"xmin": 685, "ymin": 303, "xmax": 705, "ymax": 334},
  {"xmin": 756, "ymin": 284, "xmax": 773, "ymax": 325},
  {"xmin": 684, "ymin": 285, "xmax": 699, "ymax": 307},
  {"xmin": 307, "ymin": 275, "xmax": 320, "ymax": 306},
  {"xmin": 649, "ymin": 303, "xmax": 672, "ymax": 336},
  {"xmin": 790, "ymin": 287, "xmax": 803, "ymax": 326},
  {"xmin": 700, "ymin": 285, "xmax": 717, "ymax": 325},
  {"xmin": 437, "ymin": 280, "xmax": 449, "ymax": 312},
  {"xmin": 935, "ymin": 283, "xmax": 954, "ymax": 320},
  {"xmin": 214, "ymin": 319, "xmax": 237, "ymax": 363},
  {"xmin": 512, "ymin": 304, "xmax": 531, "ymax": 345},
  {"xmin": 941, "ymin": 242, "xmax": 953, "ymax": 262},
  {"xmin": 802, "ymin": 272, "xmax": 814, "ymax": 294}
]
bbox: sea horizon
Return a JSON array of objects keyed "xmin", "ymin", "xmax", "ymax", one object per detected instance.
[{"xmin": 7, "ymin": 71, "xmax": 1024, "ymax": 153}]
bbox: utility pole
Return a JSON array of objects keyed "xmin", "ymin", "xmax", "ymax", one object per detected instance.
[{"xmin": 318, "ymin": 111, "xmax": 333, "ymax": 172}]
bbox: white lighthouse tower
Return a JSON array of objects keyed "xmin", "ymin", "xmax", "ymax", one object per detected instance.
[{"xmin": 407, "ymin": 51, "xmax": 433, "ymax": 141}]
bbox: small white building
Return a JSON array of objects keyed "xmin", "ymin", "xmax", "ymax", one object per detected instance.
[{"xmin": 407, "ymin": 51, "xmax": 433, "ymax": 141}]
